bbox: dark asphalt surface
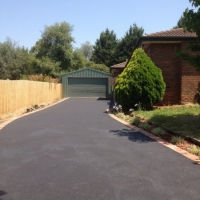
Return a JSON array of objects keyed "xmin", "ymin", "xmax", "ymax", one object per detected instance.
[{"xmin": 0, "ymin": 98, "xmax": 200, "ymax": 200}]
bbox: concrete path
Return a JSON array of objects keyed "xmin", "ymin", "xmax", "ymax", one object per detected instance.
[{"xmin": 0, "ymin": 98, "xmax": 199, "ymax": 200}]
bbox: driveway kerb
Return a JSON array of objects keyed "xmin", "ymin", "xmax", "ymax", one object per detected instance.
[
  {"xmin": 108, "ymin": 112, "xmax": 200, "ymax": 164},
  {"xmin": 0, "ymin": 98, "xmax": 68, "ymax": 131}
]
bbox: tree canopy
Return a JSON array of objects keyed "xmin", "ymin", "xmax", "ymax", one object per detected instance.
[
  {"xmin": 0, "ymin": 38, "xmax": 32, "ymax": 80},
  {"xmin": 30, "ymin": 22, "xmax": 110, "ymax": 76},
  {"xmin": 178, "ymin": 0, "xmax": 200, "ymax": 70},
  {"xmin": 90, "ymin": 28, "xmax": 118, "ymax": 67},
  {"xmin": 31, "ymin": 22, "xmax": 75, "ymax": 72},
  {"xmin": 182, "ymin": 0, "xmax": 200, "ymax": 36},
  {"xmin": 115, "ymin": 24, "xmax": 144, "ymax": 63},
  {"xmin": 0, "ymin": 21, "xmax": 144, "ymax": 80},
  {"xmin": 91, "ymin": 24, "xmax": 144, "ymax": 67},
  {"xmin": 80, "ymin": 41, "xmax": 93, "ymax": 60}
]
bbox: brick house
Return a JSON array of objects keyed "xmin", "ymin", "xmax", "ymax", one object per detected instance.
[{"xmin": 112, "ymin": 28, "xmax": 200, "ymax": 105}]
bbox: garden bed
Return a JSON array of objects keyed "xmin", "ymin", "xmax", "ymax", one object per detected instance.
[
  {"xmin": 111, "ymin": 104, "xmax": 200, "ymax": 159},
  {"xmin": 135, "ymin": 104, "xmax": 200, "ymax": 140}
]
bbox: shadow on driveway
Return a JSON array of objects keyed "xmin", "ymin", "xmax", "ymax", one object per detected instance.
[
  {"xmin": 96, "ymin": 98, "xmax": 114, "ymax": 109},
  {"xmin": 110, "ymin": 128, "xmax": 155, "ymax": 143},
  {"xmin": 0, "ymin": 190, "xmax": 7, "ymax": 200}
]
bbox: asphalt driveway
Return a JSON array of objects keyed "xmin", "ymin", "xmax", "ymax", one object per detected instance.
[{"xmin": 0, "ymin": 98, "xmax": 200, "ymax": 200}]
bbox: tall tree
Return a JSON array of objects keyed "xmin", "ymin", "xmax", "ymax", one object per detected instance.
[
  {"xmin": 31, "ymin": 22, "xmax": 75, "ymax": 71},
  {"xmin": 80, "ymin": 41, "xmax": 93, "ymax": 60},
  {"xmin": 31, "ymin": 56, "xmax": 61, "ymax": 78},
  {"xmin": 72, "ymin": 48, "xmax": 86, "ymax": 71},
  {"xmin": 91, "ymin": 28, "xmax": 118, "ymax": 67},
  {"xmin": 115, "ymin": 24, "xmax": 144, "ymax": 63},
  {"xmin": 178, "ymin": 0, "xmax": 200, "ymax": 70},
  {"xmin": 0, "ymin": 38, "xmax": 32, "ymax": 80}
]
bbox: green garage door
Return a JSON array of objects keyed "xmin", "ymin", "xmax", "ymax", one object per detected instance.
[{"xmin": 68, "ymin": 78, "xmax": 108, "ymax": 97}]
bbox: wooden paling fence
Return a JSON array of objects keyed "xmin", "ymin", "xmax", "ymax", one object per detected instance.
[{"xmin": 0, "ymin": 80, "xmax": 62, "ymax": 115}]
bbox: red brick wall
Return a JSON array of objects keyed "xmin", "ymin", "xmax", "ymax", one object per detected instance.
[
  {"xmin": 180, "ymin": 44, "xmax": 200, "ymax": 103},
  {"xmin": 110, "ymin": 68, "xmax": 121, "ymax": 77},
  {"xmin": 145, "ymin": 43, "xmax": 182, "ymax": 105},
  {"xmin": 110, "ymin": 68, "xmax": 125, "ymax": 85}
]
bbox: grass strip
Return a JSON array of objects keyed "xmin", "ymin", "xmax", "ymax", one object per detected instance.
[{"xmin": 134, "ymin": 105, "xmax": 200, "ymax": 140}]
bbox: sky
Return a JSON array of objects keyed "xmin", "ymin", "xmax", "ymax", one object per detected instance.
[{"xmin": 0, "ymin": 0, "xmax": 194, "ymax": 50}]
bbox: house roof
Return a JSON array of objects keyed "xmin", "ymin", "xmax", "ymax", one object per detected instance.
[
  {"xmin": 145, "ymin": 28, "xmax": 197, "ymax": 37},
  {"xmin": 110, "ymin": 60, "xmax": 128, "ymax": 69},
  {"xmin": 124, "ymin": 28, "xmax": 198, "ymax": 68},
  {"xmin": 134, "ymin": 28, "xmax": 198, "ymax": 49},
  {"xmin": 138, "ymin": 28, "xmax": 197, "ymax": 45}
]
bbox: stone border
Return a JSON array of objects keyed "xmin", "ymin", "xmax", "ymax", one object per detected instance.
[
  {"xmin": 0, "ymin": 98, "xmax": 68, "ymax": 131},
  {"xmin": 108, "ymin": 111, "xmax": 200, "ymax": 165}
]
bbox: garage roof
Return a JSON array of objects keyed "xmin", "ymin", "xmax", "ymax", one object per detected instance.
[{"xmin": 61, "ymin": 68, "xmax": 112, "ymax": 78}]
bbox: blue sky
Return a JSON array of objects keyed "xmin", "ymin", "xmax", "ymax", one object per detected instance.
[{"xmin": 0, "ymin": 0, "xmax": 194, "ymax": 50}]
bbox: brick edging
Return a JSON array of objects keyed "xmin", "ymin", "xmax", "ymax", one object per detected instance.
[
  {"xmin": 108, "ymin": 112, "xmax": 200, "ymax": 164},
  {"xmin": 160, "ymin": 125, "xmax": 200, "ymax": 147}
]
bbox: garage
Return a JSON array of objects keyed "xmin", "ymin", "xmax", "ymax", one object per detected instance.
[{"xmin": 62, "ymin": 68, "xmax": 112, "ymax": 98}]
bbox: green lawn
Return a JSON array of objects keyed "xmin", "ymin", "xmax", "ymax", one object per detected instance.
[{"xmin": 134, "ymin": 105, "xmax": 200, "ymax": 140}]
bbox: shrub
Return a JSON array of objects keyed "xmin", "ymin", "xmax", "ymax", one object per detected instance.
[
  {"xmin": 124, "ymin": 115, "xmax": 131, "ymax": 122},
  {"xmin": 129, "ymin": 117, "xmax": 140, "ymax": 126},
  {"xmin": 151, "ymin": 127, "xmax": 165, "ymax": 136},
  {"xmin": 139, "ymin": 123, "xmax": 151, "ymax": 131},
  {"xmin": 171, "ymin": 136, "xmax": 184, "ymax": 145},
  {"xmin": 111, "ymin": 104, "xmax": 122, "ymax": 114},
  {"xmin": 187, "ymin": 145, "xmax": 200, "ymax": 156},
  {"xmin": 115, "ymin": 112, "xmax": 125, "ymax": 119},
  {"xmin": 114, "ymin": 48, "xmax": 166, "ymax": 111},
  {"xmin": 22, "ymin": 74, "xmax": 60, "ymax": 83}
]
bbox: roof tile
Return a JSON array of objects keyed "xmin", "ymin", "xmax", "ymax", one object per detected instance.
[
  {"xmin": 110, "ymin": 61, "xmax": 127, "ymax": 68},
  {"xmin": 145, "ymin": 28, "xmax": 196, "ymax": 37}
]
